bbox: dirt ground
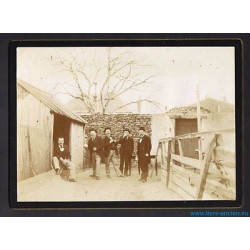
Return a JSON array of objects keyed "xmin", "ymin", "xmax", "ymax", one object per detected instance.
[{"xmin": 17, "ymin": 164, "xmax": 182, "ymax": 202}]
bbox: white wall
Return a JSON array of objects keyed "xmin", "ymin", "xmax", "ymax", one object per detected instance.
[
  {"xmin": 151, "ymin": 114, "xmax": 175, "ymax": 155},
  {"xmin": 201, "ymin": 112, "xmax": 235, "ymax": 153}
]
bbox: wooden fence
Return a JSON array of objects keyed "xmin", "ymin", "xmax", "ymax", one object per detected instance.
[{"xmin": 151, "ymin": 129, "xmax": 235, "ymax": 200}]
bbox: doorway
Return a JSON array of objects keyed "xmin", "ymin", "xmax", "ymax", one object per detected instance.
[
  {"xmin": 175, "ymin": 118, "xmax": 198, "ymax": 159},
  {"xmin": 53, "ymin": 114, "xmax": 71, "ymax": 147}
]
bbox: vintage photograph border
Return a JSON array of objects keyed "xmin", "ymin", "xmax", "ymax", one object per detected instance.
[{"xmin": 9, "ymin": 38, "xmax": 243, "ymax": 209}]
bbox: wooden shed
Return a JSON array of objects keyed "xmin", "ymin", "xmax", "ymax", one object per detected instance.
[{"xmin": 17, "ymin": 79, "xmax": 87, "ymax": 181}]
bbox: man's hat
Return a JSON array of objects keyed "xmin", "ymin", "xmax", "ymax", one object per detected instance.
[
  {"xmin": 139, "ymin": 126, "xmax": 145, "ymax": 131},
  {"xmin": 89, "ymin": 128, "xmax": 97, "ymax": 133},
  {"xmin": 104, "ymin": 127, "xmax": 111, "ymax": 132},
  {"xmin": 123, "ymin": 128, "xmax": 130, "ymax": 133}
]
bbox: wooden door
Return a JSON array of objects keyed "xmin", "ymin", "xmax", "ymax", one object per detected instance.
[{"xmin": 175, "ymin": 119, "xmax": 198, "ymax": 159}]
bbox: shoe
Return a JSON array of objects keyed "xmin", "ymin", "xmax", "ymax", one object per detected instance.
[
  {"xmin": 96, "ymin": 176, "xmax": 100, "ymax": 180},
  {"xmin": 68, "ymin": 178, "xmax": 76, "ymax": 182},
  {"xmin": 119, "ymin": 175, "xmax": 124, "ymax": 177},
  {"xmin": 89, "ymin": 174, "xmax": 96, "ymax": 178},
  {"xmin": 138, "ymin": 178, "xmax": 143, "ymax": 181},
  {"xmin": 142, "ymin": 179, "xmax": 147, "ymax": 183},
  {"xmin": 55, "ymin": 169, "xmax": 60, "ymax": 175},
  {"xmin": 107, "ymin": 175, "xmax": 111, "ymax": 178}
]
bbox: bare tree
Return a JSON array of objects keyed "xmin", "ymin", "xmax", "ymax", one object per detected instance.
[{"xmin": 50, "ymin": 48, "xmax": 162, "ymax": 114}]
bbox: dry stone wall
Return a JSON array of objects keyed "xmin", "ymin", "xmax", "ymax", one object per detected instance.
[{"xmin": 81, "ymin": 113, "xmax": 152, "ymax": 157}]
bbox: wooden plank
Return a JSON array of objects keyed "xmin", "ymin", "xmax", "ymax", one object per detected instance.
[
  {"xmin": 196, "ymin": 136, "xmax": 216, "ymax": 200},
  {"xmin": 171, "ymin": 163, "xmax": 200, "ymax": 185},
  {"xmin": 166, "ymin": 141, "xmax": 171, "ymax": 188},
  {"xmin": 160, "ymin": 142, "xmax": 164, "ymax": 164},
  {"xmin": 162, "ymin": 141, "xmax": 167, "ymax": 163},
  {"xmin": 202, "ymin": 190, "xmax": 220, "ymax": 200},
  {"xmin": 50, "ymin": 113, "xmax": 54, "ymax": 170},
  {"xmin": 171, "ymin": 153, "xmax": 201, "ymax": 169},
  {"xmin": 169, "ymin": 181, "xmax": 194, "ymax": 200},
  {"xmin": 177, "ymin": 139, "xmax": 185, "ymax": 168},
  {"xmin": 171, "ymin": 171, "xmax": 196, "ymax": 198},
  {"xmin": 69, "ymin": 122, "xmax": 84, "ymax": 172},
  {"xmin": 206, "ymin": 179, "xmax": 236, "ymax": 200},
  {"xmin": 196, "ymin": 84, "xmax": 201, "ymax": 132},
  {"xmin": 161, "ymin": 168, "xmax": 167, "ymax": 184},
  {"xmin": 198, "ymin": 137, "xmax": 202, "ymax": 160},
  {"xmin": 158, "ymin": 128, "xmax": 234, "ymax": 143}
]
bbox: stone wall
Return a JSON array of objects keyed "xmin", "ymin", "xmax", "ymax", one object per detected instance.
[{"xmin": 81, "ymin": 113, "xmax": 152, "ymax": 157}]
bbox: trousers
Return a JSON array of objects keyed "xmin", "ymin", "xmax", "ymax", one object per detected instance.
[
  {"xmin": 120, "ymin": 154, "xmax": 132, "ymax": 174},
  {"xmin": 138, "ymin": 157, "xmax": 149, "ymax": 180},
  {"xmin": 105, "ymin": 150, "xmax": 122, "ymax": 176},
  {"xmin": 52, "ymin": 156, "xmax": 76, "ymax": 179},
  {"xmin": 91, "ymin": 152, "xmax": 101, "ymax": 177}
]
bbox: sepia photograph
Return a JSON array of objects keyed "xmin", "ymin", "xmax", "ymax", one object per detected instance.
[{"xmin": 16, "ymin": 44, "xmax": 236, "ymax": 202}]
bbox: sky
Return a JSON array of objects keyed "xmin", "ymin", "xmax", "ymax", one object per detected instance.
[{"xmin": 17, "ymin": 46, "xmax": 235, "ymax": 114}]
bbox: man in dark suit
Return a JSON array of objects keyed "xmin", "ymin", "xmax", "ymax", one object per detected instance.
[
  {"xmin": 118, "ymin": 129, "xmax": 134, "ymax": 176},
  {"xmin": 136, "ymin": 127, "xmax": 151, "ymax": 183},
  {"xmin": 103, "ymin": 127, "xmax": 123, "ymax": 178},
  {"xmin": 53, "ymin": 137, "xmax": 76, "ymax": 182},
  {"xmin": 85, "ymin": 128, "xmax": 104, "ymax": 180}
]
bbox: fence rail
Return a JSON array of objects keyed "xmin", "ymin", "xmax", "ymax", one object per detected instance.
[{"xmin": 152, "ymin": 128, "xmax": 235, "ymax": 200}]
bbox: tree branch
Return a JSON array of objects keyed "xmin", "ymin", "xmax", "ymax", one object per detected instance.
[{"xmin": 113, "ymin": 98, "xmax": 163, "ymax": 112}]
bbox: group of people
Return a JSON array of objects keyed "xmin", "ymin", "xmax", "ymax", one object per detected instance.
[{"xmin": 52, "ymin": 126, "xmax": 152, "ymax": 183}]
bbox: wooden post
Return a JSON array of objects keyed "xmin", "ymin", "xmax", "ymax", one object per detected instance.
[
  {"xmin": 160, "ymin": 142, "xmax": 164, "ymax": 164},
  {"xmin": 50, "ymin": 113, "xmax": 54, "ymax": 169},
  {"xmin": 196, "ymin": 84, "xmax": 203, "ymax": 170},
  {"xmin": 196, "ymin": 136, "xmax": 216, "ymax": 200},
  {"xmin": 177, "ymin": 139, "xmax": 185, "ymax": 168},
  {"xmin": 166, "ymin": 140, "xmax": 172, "ymax": 188},
  {"xmin": 150, "ymin": 143, "xmax": 160, "ymax": 178},
  {"xmin": 162, "ymin": 141, "xmax": 167, "ymax": 165},
  {"xmin": 155, "ymin": 149, "xmax": 158, "ymax": 177},
  {"xmin": 196, "ymin": 84, "xmax": 201, "ymax": 133}
]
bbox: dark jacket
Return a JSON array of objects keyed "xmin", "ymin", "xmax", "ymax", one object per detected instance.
[
  {"xmin": 54, "ymin": 145, "xmax": 71, "ymax": 160},
  {"xmin": 137, "ymin": 135, "xmax": 151, "ymax": 163},
  {"xmin": 88, "ymin": 136, "xmax": 104, "ymax": 157},
  {"xmin": 103, "ymin": 136, "xmax": 118, "ymax": 157},
  {"xmin": 118, "ymin": 136, "xmax": 134, "ymax": 156}
]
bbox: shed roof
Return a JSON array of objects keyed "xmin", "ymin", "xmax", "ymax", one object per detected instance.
[
  {"xmin": 191, "ymin": 97, "xmax": 235, "ymax": 113},
  {"xmin": 167, "ymin": 106, "xmax": 209, "ymax": 119},
  {"xmin": 167, "ymin": 98, "xmax": 235, "ymax": 119},
  {"xmin": 17, "ymin": 79, "xmax": 87, "ymax": 124}
]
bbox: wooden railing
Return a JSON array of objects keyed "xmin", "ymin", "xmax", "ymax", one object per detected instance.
[{"xmin": 152, "ymin": 129, "xmax": 235, "ymax": 200}]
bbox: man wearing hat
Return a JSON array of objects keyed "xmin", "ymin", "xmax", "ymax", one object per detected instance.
[
  {"xmin": 137, "ymin": 127, "xmax": 151, "ymax": 182},
  {"xmin": 85, "ymin": 128, "xmax": 103, "ymax": 180},
  {"xmin": 103, "ymin": 127, "xmax": 123, "ymax": 178},
  {"xmin": 118, "ymin": 128, "xmax": 134, "ymax": 176}
]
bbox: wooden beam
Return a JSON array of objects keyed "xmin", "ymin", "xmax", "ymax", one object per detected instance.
[
  {"xmin": 196, "ymin": 136, "xmax": 217, "ymax": 200},
  {"xmin": 160, "ymin": 142, "xmax": 164, "ymax": 165},
  {"xmin": 198, "ymin": 137, "xmax": 202, "ymax": 158},
  {"xmin": 171, "ymin": 153, "xmax": 201, "ymax": 169},
  {"xmin": 171, "ymin": 163, "xmax": 200, "ymax": 180},
  {"xmin": 196, "ymin": 84, "xmax": 201, "ymax": 133},
  {"xmin": 163, "ymin": 141, "xmax": 167, "ymax": 161},
  {"xmin": 206, "ymin": 179, "xmax": 236, "ymax": 200},
  {"xmin": 177, "ymin": 139, "xmax": 185, "ymax": 168},
  {"xmin": 50, "ymin": 113, "xmax": 54, "ymax": 170},
  {"xmin": 158, "ymin": 128, "xmax": 234, "ymax": 143},
  {"xmin": 166, "ymin": 141, "xmax": 171, "ymax": 188}
]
